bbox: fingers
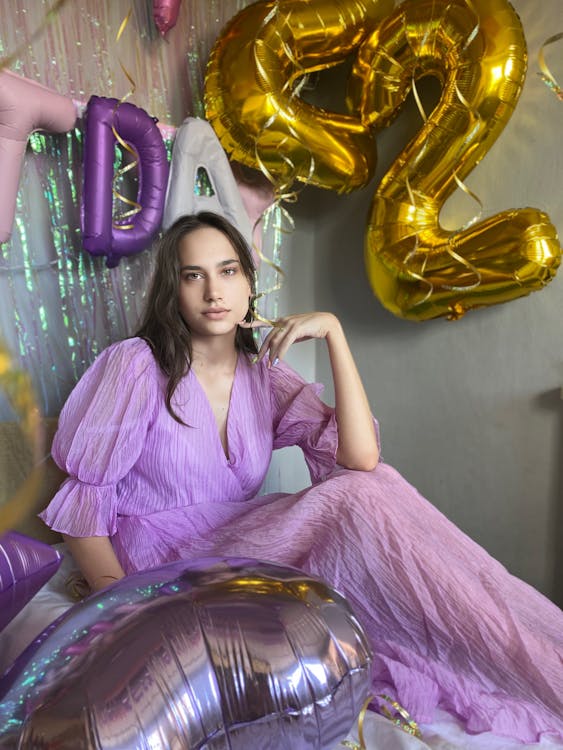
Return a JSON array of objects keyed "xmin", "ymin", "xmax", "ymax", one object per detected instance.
[
  {"xmin": 238, "ymin": 319, "xmax": 270, "ymax": 329},
  {"xmin": 246, "ymin": 312, "xmax": 335, "ymax": 367},
  {"xmin": 257, "ymin": 321, "xmax": 291, "ymax": 367},
  {"xmin": 239, "ymin": 318, "xmax": 287, "ymax": 366}
]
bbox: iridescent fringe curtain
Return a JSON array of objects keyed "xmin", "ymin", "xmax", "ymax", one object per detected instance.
[{"xmin": 0, "ymin": 0, "xmax": 255, "ymax": 418}]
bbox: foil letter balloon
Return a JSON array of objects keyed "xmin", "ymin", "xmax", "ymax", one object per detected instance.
[
  {"xmin": 0, "ymin": 558, "xmax": 372, "ymax": 749},
  {"xmin": 153, "ymin": 0, "xmax": 181, "ymax": 36},
  {"xmin": 348, "ymin": 0, "xmax": 561, "ymax": 320},
  {"xmin": 204, "ymin": 0, "xmax": 394, "ymax": 193},
  {"xmin": 0, "ymin": 71, "xmax": 76, "ymax": 244},
  {"xmin": 163, "ymin": 117, "xmax": 253, "ymax": 247},
  {"xmin": 82, "ymin": 96, "xmax": 169, "ymax": 268}
]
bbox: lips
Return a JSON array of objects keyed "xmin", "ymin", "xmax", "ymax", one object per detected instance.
[{"xmin": 203, "ymin": 308, "xmax": 229, "ymax": 319}]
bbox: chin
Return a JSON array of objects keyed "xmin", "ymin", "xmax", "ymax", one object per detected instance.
[{"xmin": 192, "ymin": 321, "xmax": 239, "ymax": 338}]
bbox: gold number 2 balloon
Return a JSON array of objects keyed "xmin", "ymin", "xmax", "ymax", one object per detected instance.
[
  {"xmin": 349, "ymin": 0, "xmax": 561, "ymax": 320},
  {"xmin": 205, "ymin": 0, "xmax": 394, "ymax": 193}
]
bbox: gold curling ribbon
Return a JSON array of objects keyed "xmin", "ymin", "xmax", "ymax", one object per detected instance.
[
  {"xmin": 0, "ymin": 0, "xmax": 70, "ymax": 72},
  {"xmin": 461, "ymin": 0, "xmax": 480, "ymax": 50},
  {"xmin": 411, "ymin": 72, "xmax": 485, "ymax": 229},
  {"xmin": 405, "ymin": 65, "xmax": 484, "ymax": 309},
  {"xmin": 250, "ymin": 199, "xmax": 292, "ymax": 328},
  {"xmin": 378, "ymin": 693, "xmax": 422, "ymax": 738},
  {"xmin": 247, "ymin": 3, "xmax": 320, "ymax": 328},
  {"xmin": 402, "ymin": 175, "xmax": 434, "ymax": 309},
  {"xmin": 0, "ymin": 342, "xmax": 44, "ymax": 534},
  {"xmin": 341, "ymin": 693, "xmax": 421, "ymax": 748},
  {"xmin": 114, "ymin": 7, "xmax": 137, "ymax": 102},
  {"xmin": 340, "ymin": 695, "xmax": 371, "ymax": 749},
  {"xmin": 538, "ymin": 32, "xmax": 563, "ymax": 101},
  {"xmin": 249, "ymin": 175, "xmax": 313, "ymax": 327},
  {"xmin": 249, "ymin": 154, "xmax": 306, "ymax": 327},
  {"xmin": 248, "ymin": 159, "xmax": 314, "ymax": 327},
  {"xmin": 111, "ymin": 6, "xmax": 142, "ymax": 230}
]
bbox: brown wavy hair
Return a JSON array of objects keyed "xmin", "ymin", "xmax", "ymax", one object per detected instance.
[{"xmin": 135, "ymin": 212, "xmax": 258, "ymax": 423}]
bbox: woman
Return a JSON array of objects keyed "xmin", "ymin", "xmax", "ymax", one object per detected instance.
[{"xmin": 40, "ymin": 212, "xmax": 563, "ymax": 742}]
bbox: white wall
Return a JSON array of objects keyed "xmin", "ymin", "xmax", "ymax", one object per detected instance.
[
  {"xmin": 303, "ymin": 0, "xmax": 563, "ymax": 604},
  {"xmin": 260, "ymin": 214, "xmax": 319, "ymax": 494}
]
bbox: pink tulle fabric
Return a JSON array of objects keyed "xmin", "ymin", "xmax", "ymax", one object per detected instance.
[{"xmin": 40, "ymin": 338, "xmax": 563, "ymax": 742}]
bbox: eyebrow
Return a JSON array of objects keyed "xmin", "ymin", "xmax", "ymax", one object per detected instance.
[{"xmin": 179, "ymin": 259, "xmax": 241, "ymax": 272}]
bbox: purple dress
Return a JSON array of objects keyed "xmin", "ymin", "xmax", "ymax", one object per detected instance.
[{"xmin": 40, "ymin": 337, "xmax": 563, "ymax": 742}]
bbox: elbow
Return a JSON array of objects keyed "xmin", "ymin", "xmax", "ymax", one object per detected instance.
[
  {"xmin": 352, "ymin": 454, "xmax": 379, "ymax": 472},
  {"xmin": 336, "ymin": 447, "xmax": 379, "ymax": 472},
  {"xmin": 365, "ymin": 453, "xmax": 380, "ymax": 472}
]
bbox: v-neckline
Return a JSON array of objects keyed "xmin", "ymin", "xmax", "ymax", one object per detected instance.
[{"xmin": 191, "ymin": 353, "xmax": 242, "ymax": 464}]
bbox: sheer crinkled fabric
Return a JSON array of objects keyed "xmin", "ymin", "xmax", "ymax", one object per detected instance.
[{"xmin": 40, "ymin": 338, "xmax": 563, "ymax": 742}]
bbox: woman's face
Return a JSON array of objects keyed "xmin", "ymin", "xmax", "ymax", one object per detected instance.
[{"xmin": 177, "ymin": 226, "xmax": 252, "ymax": 342}]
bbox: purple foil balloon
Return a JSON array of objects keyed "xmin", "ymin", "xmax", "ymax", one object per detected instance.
[
  {"xmin": 0, "ymin": 557, "xmax": 372, "ymax": 749},
  {"xmin": 81, "ymin": 95, "xmax": 169, "ymax": 268},
  {"xmin": 0, "ymin": 531, "xmax": 62, "ymax": 633}
]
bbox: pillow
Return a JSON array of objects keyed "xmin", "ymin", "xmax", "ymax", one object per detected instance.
[{"xmin": 0, "ymin": 531, "xmax": 62, "ymax": 632}]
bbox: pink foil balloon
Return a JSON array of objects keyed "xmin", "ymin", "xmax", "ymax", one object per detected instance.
[
  {"xmin": 0, "ymin": 71, "xmax": 76, "ymax": 244},
  {"xmin": 153, "ymin": 0, "xmax": 182, "ymax": 36}
]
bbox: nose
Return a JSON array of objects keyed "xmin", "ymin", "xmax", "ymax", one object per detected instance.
[{"xmin": 204, "ymin": 274, "xmax": 223, "ymax": 302}]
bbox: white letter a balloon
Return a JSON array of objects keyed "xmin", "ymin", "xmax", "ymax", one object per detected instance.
[{"xmin": 163, "ymin": 117, "xmax": 253, "ymax": 247}]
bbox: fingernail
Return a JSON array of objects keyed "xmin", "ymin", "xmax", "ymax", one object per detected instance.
[{"xmin": 273, "ymin": 357, "xmax": 279, "ymax": 366}]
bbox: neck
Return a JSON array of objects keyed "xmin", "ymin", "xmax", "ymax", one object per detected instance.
[{"xmin": 190, "ymin": 333, "xmax": 238, "ymax": 370}]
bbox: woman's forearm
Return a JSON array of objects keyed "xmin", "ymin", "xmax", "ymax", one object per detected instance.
[
  {"xmin": 325, "ymin": 318, "xmax": 379, "ymax": 471},
  {"xmin": 62, "ymin": 534, "xmax": 126, "ymax": 592},
  {"xmin": 244, "ymin": 310, "xmax": 379, "ymax": 471}
]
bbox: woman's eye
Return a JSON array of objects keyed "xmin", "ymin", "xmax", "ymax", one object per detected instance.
[
  {"xmin": 223, "ymin": 267, "xmax": 237, "ymax": 276},
  {"xmin": 183, "ymin": 272, "xmax": 202, "ymax": 281}
]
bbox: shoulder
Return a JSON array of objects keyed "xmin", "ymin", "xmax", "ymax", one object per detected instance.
[{"xmin": 85, "ymin": 337, "xmax": 160, "ymax": 384}]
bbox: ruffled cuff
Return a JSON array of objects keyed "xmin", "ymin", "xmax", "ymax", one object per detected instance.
[
  {"xmin": 276, "ymin": 401, "xmax": 382, "ymax": 484},
  {"xmin": 38, "ymin": 476, "xmax": 118, "ymax": 537},
  {"xmin": 301, "ymin": 408, "xmax": 339, "ymax": 483},
  {"xmin": 270, "ymin": 360, "xmax": 382, "ymax": 483}
]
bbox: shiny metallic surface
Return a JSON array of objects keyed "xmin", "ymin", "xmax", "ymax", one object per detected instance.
[
  {"xmin": 348, "ymin": 0, "xmax": 561, "ymax": 320},
  {"xmin": 0, "ymin": 532, "xmax": 62, "ymax": 631},
  {"xmin": 0, "ymin": 558, "xmax": 372, "ymax": 749},
  {"xmin": 204, "ymin": 0, "xmax": 394, "ymax": 193}
]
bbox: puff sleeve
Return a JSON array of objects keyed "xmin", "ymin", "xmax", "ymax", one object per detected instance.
[
  {"xmin": 268, "ymin": 359, "xmax": 382, "ymax": 483},
  {"xmin": 39, "ymin": 338, "xmax": 159, "ymax": 537},
  {"xmin": 268, "ymin": 360, "xmax": 339, "ymax": 484}
]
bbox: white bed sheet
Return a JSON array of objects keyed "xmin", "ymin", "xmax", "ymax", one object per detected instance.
[
  {"xmin": 344, "ymin": 710, "xmax": 563, "ymax": 750},
  {"xmin": 1, "ymin": 546, "xmax": 561, "ymax": 750}
]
